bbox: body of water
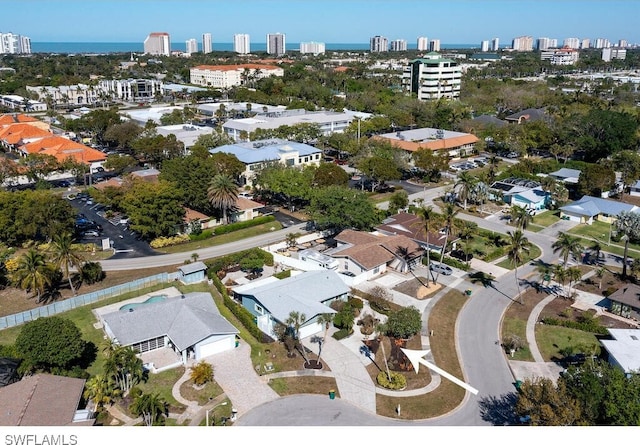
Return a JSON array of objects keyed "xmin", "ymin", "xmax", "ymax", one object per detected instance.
[{"xmin": 31, "ymin": 41, "xmax": 481, "ymax": 54}]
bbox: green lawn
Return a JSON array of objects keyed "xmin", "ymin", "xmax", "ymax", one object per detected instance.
[
  {"xmin": 535, "ymin": 325, "xmax": 601, "ymax": 362},
  {"xmin": 532, "ymin": 210, "xmax": 561, "ymax": 227},
  {"xmin": 495, "ymin": 243, "xmax": 543, "ymax": 270},
  {"xmin": 136, "ymin": 366, "xmax": 185, "ymax": 409},
  {"xmin": 501, "ymin": 318, "xmax": 533, "ymax": 361}
]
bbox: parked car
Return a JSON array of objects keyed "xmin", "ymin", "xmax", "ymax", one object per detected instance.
[
  {"xmin": 82, "ymin": 230, "xmax": 100, "ymax": 237},
  {"xmin": 429, "ymin": 263, "xmax": 453, "ymax": 276}
]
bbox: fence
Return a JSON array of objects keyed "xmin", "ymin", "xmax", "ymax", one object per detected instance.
[{"xmin": 0, "ymin": 272, "xmax": 174, "ymax": 330}]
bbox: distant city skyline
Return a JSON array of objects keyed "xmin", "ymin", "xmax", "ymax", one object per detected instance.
[{"xmin": 1, "ymin": 0, "xmax": 639, "ymax": 46}]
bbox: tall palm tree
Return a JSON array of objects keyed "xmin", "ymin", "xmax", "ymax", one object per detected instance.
[
  {"xmin": 595, "ymin": 266, "xmax": 606, "ymax": 290},
  {"xmin": 454, "ymin": 171, "xmax": 479, "ymax": 210},
  {"xmin": 553, "ymin": 265, "xmax": 568, "ymax": 296},
  {"xmin": 552, "ymin": 232, "xmax": 583, "ymax": 269},
  {"xmin": 414, "ymin": 205, "xmax": 441, "ymax": 287},
  {"xmin": 510, "ymin": 205, "xmax": 532, "ymax": 231},
  {"xmin": 375, "ymin": 323, "xmax": 392, "ymax": 381},
  {"xmin": 566, "ymin": 266, "xmax": 583, "ymax": 300},
  {"xmin": 506, "ymin": 230, "xmax": 531, "ymax": 303},
  {"xmin": 315, "ymin": 312, "xmax": 334, "ymax": 363},
  {"xmin": 433, "ymin": 202, "xmax": 459, "ymax": 284},
  {"xmin": 131, "ymin": 392, "xmax": 167, "ymax": 427},
  {"xmin": 10, "ymin": 249, "xmax": 53, "ymax": 302},
  {"xmin": 286, "ymin": 311, "xmax": 309, "ymax": 364},
  {"xmin": 613, "ymin": 211, "xmax": 640, "ymax": 277},
  {"xmin": 104, "ymin": 346, "xmax": 144, "ymax": 396},
  {"xmin": 589, "ymin": 239, "xmax": 603, "ymax": 266},
  {"xmin": 49, "ymin": 233, "xmax": 84, "ymax": 296},
  {"xmin": 207, "ymin": 174, "xmax": 238, "ymax": 224}
]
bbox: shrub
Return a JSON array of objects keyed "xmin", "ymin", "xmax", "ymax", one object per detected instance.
[
  {"xmin": 332, "ymin": 329, "xmax": 352, "ymax": 340},
  {"xmin": 273, "ymin": 270, "xmax": 291, "ymax": 279},
  {"xmin": 81, "ymin": 262, "xmax": 105, "ymax": 284},
  {"xmin": 205, "ymin": 248, "xmax": 274, "ymax": 274},
  {"xmin": 189, "ymin": 361, "xmax": 213, "ymax": 386},
  {"xmin": 211, "ymin": 273, "xmax": 265, "ymax": 342},
  {"xmin": 376, "ymin": 371, "xmax": 407, "ymax": 390},
  {"xmin": 541, "ymin": 317, "xmax": 608, "ymax": 335},
  {"xmin": 150, "ymin": 233, "xmax": 190, "ymax": 248},
  {"xmin": 189, "ymin": 229, "xmax": 213, "ymax": 241}
]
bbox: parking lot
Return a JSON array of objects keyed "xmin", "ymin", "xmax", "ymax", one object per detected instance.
[{"xmin": 449, "ymin": 156, "xmax": 488, "ymax": 172}]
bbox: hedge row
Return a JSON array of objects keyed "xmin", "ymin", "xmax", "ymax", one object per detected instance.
[
  {"xmin": 541, "ymin": 317, "xmax": 609, "ymax": 335},
  {"xmin": 213, "ymin": 215, "xmax": 276, "ymax": 235},
  {"xmin": 332, "ymin": 329, "xmax": 352, "ymax": 340},
  {"xmin": 189, "ymin": 229, "xmax": 213, "ymax": 241},
  {"xmin": 211, "ymin": 273, "xmax": 265, "ymax": 341},
  {"xmin": 205, "ymin": 248, "xmax": 274, "ymax": 273},
  {"xmin": 425, "ymin": 252, "xmax": 470, "ymax": 271}
]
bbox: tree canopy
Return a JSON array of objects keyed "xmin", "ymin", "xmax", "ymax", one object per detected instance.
[
  {"xmin": 308, "ymin": 186, "xmax": 381, "ymax": 233},
  {"xmin": 383, "ymin": 306, "xmax": 422, "ymax": 339}
]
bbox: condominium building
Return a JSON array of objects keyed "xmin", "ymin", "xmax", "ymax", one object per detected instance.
[
  {"xmin": 390, "ymin": 39, "xmax": 407, "ymax": 52},
  {"xmin": 234, "ymin": 34, "xmax": 250, "ymax": 54},
  {"xmin": 512, "ymin": 36, "xmax": 534, "ymax": 51},
  {"xmin": 536, "ymin": 37, "xmax": 553, "ymax": 51},
  {"xmin": 266, "ymin": 33, "xmax": 286, "ymax": 56},
  {"xmin": 189, "ymin": 64, "xmax": 284, "ymax": 88},
  {"xmin": 98, "ymin": 79, "xmax": 164, "ymax": 102},
  {"xmin": 618, "ymin": 39, "xmax": 628, "ymax": 48},
  {"xmin": 25, "ymin": 84, "xmax": 99, "ymax": 107},
  {"xmin": 0, "ymin": 32, "xmax": 31, "ymax": 54},
  {"xmin": 563, "ymin": 37, "xmax": 580, "ymax": 49},
  {"xmin": 480, "ymin": 40, "xmax": 489, "ymax": 52},
  {"xmin": 602, "ymin": 47, "xmax": 627, "ymax": 62},
  {"xmin": 429, "ymin": 39, "xmax": 441, "ymax": 52},
  {"xmin": 143, "ymin": 32, "xmax": 171, "ymax": 56},
  {"xmin": 491, "ymin": 37, "xmax": 500, "ymax": 51},
  {"xmin": 581, "ymin": 38, "xmax": 591, "ymax": 49},
  {"xmin": 202, "ymin": 33, "xmax": 212, "ymax": 54},
  {"xmin": 540, "ymin": 48, "xmax": 579, "ymax": 65},
  {"xmin": 402, "ymin": 53, "xmax": 462, "ymax": 101},
  {"xmin": 185, "ymin": 38, "xmax": 198, "ymax": 55},
  {"xmin": 299, "ymin": 41, "xmax": 325, "ymax": 55},
  {"xmin": 370, "ymin": 35, "xmax": 388, "ymax": 52},
  {"xmin": 417, "ymin": 37, "xmax": 428, "ymax": 51},
  {"xmin": 593, "ymin": 38, "xmax": 611, "ymax": 49}
]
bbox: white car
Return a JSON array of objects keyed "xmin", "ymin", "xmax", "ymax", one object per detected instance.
[
  {"xmin": 429, "ymin": 263, "xmax": 453, "ymax": 276},
  {"xmin": 83, "ymin": 230, "xmax": 100, "ymax": 237}
]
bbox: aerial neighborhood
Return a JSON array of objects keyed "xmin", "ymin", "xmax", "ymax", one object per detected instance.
[{"xmin": 2, "ymin": 19, "xmax": 640, "ymax": 429}]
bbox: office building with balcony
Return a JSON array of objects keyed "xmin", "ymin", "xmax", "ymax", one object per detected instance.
[
  {"xmin": 370, "ymin": 35, "xmax": 388, "ymax": 52},
  {"xmin": 202, "ymin": 33, "xmax": 212, "ymax": 53},
  {"xmin": 234, "ymin": 34, "xmax": 250, "ymax": 54},
  {"xmin": 144, "ymin": 32, "xmax": 171, "ymax": 56},
  {"xmin": 402, "ymin": 53, "xmax": 462, "ymax": 101},
  {"xmin": 266, "ymin": 33, "xmax": 286, "ymax": 56},
  {"xmin": 540, "ymin": 47, "xmax": 579, "ymax": 65},
  {"xmin": 98, "ymin": 78, "xmax": 164, "ymax": 102}
]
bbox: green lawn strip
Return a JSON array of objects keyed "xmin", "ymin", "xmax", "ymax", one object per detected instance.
[
  {"xmin": 494, "ymin": 243, "xmax": 542, "ymax": 270},
  {"xmin": 535, "ymin": 324, "xmax": 601, "ymax": 362},
  {"xmin": 569, "ymin": 220, "xmax": 640, "ymax": 253},
  {"xmin": 532, "ymin": 210, "xmax": 561, "ymax": 227},
  {"xmin": 501, "ymin": 317, "xmax": 534, "ymax": 361},
  {"xmin": 136, "ymin": 366, "xmax": 185, "ymax": 410},
  {"xmin": 526, "ymin": 224, "xmax": 544, "ymax": 233},
  {"xmin": 156, "ymin": 221, "xmax": 283, "ymax": 254}
]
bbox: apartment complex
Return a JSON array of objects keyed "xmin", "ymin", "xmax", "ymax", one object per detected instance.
[
  {"xmin": 390, "ymin": 40, "xmax": 407, "ymax": 52},
  {"xmin": 26, "ymin": 84, "xmax": 99, "ymax": 107},
  {"xmin": 0, "ymin": 32, "xmax": 31, "ymax": 54},
  {"xmin": 429, "ymin": 39, "xmax": 441, "ymax": 52},
  {"xmin": 300, "ymin": 42, "xmax": 325, "ymax": 55},
  {"xmin": 370, "ymin": 35, "xmax": 388, "ymax": 52},
  {"xmin": 491, "ymin": 38, "xmax": 500, "ymax": 51},
  {"xmin": 143, "ymin": 32, "xmax": 171, "ymax": 56},
  {"xmin": 480, "ymin": 40, "xmax": 490, "ymax": 52},
  {"xmin": 536, "ymin": 37, "xmax": 554, "ymax": 51},
  {"xmin": 185, "ymin": 39, "xmax": 198, "ymax": 55},
  {"xmin": 512, "ymin": 36, "xmax": 534, "ymax": 51},
  {"xmin": 563, "ymin": 37, "xmax": 580, "ymax": 49},
  {"xmin": 266, "ymin": 33, "xmax": 286, "ymax": 56},
  {"xmin": 98, "ymin": 79, "xmax": 164, "ymax": 102},
  {"xmin": 593, "ymin": 38, "xmax": 611, "ymax": 49},
  {"xmin": 189, "ymin": 64, "xmax": 284, "ymax": 88},
  {"xmin": 417, "ymin": 37, "xmax": 428, "ymax": 51},
  {"xmin": 202, "ymin": 33, "xmax": 212, "ymax": 54},
  {"xmin": 602, "ymin": 47, "xmax": 627, "ymax": 62},
  {"xmin": 402, "ymin": 53, "xmax": 461, "ymax": 101},
  {"xmin": 234, "ymin": 34, "xmax": 250, "ymax": 54},
  {"xmin": 372, "ymin": 127, "xmax": 478, "ymax": 158},
  {"xmin": 540, "ymin": 48, "xmax": 579, "ymax": 65}
]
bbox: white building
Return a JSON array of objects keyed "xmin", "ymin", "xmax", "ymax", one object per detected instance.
[
  {"xmin": 234, "ymin": 34, "xmax": 250, "ymax": 54},
  {"xmin": 185, "ymin": 38, "xmax": 198, "ymax": 55},
  {"xmin": 417, "ymin": 36, "xmax": 428, "ymax": 51},
  {"xmin": 491, "ymin": 37, "xmax": 500, "ymax": 51},
  {"xmin": 98, "ymin": 79, "xmax": 164, "ymax": 102},
  {"xmin": 536, "ymin": 37, "xmax": 553, "ymax": 51},
  {"xmin": 300, "ymin": 41, "xmax": 325, "ymax": 55},
  {"xmin": 512, "ymin": 36, "xmax": 534, "ymax": 51},
  {"xmin": 618, "ymin": 39, "xmax": 628, "ymax": 48},
  {"xmin": 429, "ymin": 39, "xmax": 441, "ymax": 52},
  {"xmin": 0, "ymin": 33, "xmax": 31, "ymax": 54},
  {"xmin": 370, "ymin": 35, "xmax": 388, "ymax": 52},
  {"xmin": 580, "ymin": 38, "xmax": 591, "ymax": 49},
  {"xmin": 26, "ymin": 84, "xmax": 99, "ymax": 107},
  {"xmin": 0, "ymin": 95, "xmax": 47, "ymax": 112},
  {"xmin": 480, "ymin": 40, "xmax": 489, "ymax": 52},
  {"xmin": 156, "ymin": 124, "xmax": 215, "ymax": 148},
  {"xmin": 602, "ymin": 47, "xmax": 627, "ymax": 62},
  {"xmin": 144, "ymin": 32, "xmax": 171, "ymax": 56},
  {"xmin": 189, "ymin": 64, "xmax": 284, "ymax": 89},
  {"xmin": 202, "ymin": 33, "xmax": 212, "ymax": 54},
  {"xmin": 541, "ymin": 48, "xmax": 579, "ymax": 65},
  {"xmin": 402, "ymin": 52, "xmax": 462, "ymax": 101},
  {"xmin": 266, "ymin": 33, "xmax": 286, "ymax": 56},
  {"xmin": 593, "ymin": 38, "xmax": 611, "ymax": 49},
  {"xmin": 563, "ymin": 37, "xmax": 580, "ymax": 49},
  {"xmin": 390, "ymin": 39, "xmax": 407, "ymax": 52}
]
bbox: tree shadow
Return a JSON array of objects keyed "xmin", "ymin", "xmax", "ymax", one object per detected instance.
[
  {"xmin": 468, "ymin": 271, "xmax": 497, "ymax": 288},
  {"xmin": 478, "ymin": 392, "xmax": 519, "ymax": 425}
]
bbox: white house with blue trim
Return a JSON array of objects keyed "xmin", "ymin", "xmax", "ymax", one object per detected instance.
[
  {"xmin": 490, "ymin": 178, "xmax": 549, "ymax": 213},
  {"xmin": 559, "ymin": 195, "xmax": 640, "ymax": 224},
  {"xmin": 177, "ymin": 261, "xmax": 208, "ymax": 284}
]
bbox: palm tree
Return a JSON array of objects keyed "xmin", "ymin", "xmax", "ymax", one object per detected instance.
[
  {"xmin": 10, "ymin": 249, "xmax": 53, "ymax": 302},
  {"xmin": 130, "ymin": 392, "xmax": 168, "ymax": 426},
  {"xmin": 510, "ymin": 205, "xmax": 532, "ymax": 231},
  {"xmin": 315, "ymin": 312, "xmax": 334, "ymax": 363},
  {"xmin": 566, "ymin": 266, "xmax": 583, "ymax": 300},
  {"xmin": 552, "ymin": 232, "xmax": 583, "ymax": 269},
  {"xmin": 595, "ymin": 266, "xmax": 606, "ymax": 290},
  {"xmin": 553, "ymin": 265, "xmax": 568, "ymax": 296},
  {"xmin": 414, "ymin": 205, "xmax": 441, "ymax": 287},
  {"xmin": 506, "ymin": 230, "xmax": 531, "ymax": 303},
  {"xmin": 84, "ymin": 374, "xmax": 120, "ymax": 412},
  {"xmin": 375, "ymin": 323, "xmax": 392, "ymax": 381},
  {"xmin": 207, "ymin": 174, "xmax": 238, "ymax": 224},
  {"xmin": 49, "ymin": 233, "xmax": 84, "ymax": 296},
  {"xmin": 433, "ymin": 202, "xmax": 459, "ymax": 284},
  {"xmin": 104, "ymin": 345, "xmax": 144, "ymax": 396},
  {"xmin": 454, "ymin": 171, "xmax": 478, "ymax": 210},
  {"xmin": 589, "ymin": 239, "xmax": 603, "ymax": 266},
  {"xmin": 613, "ymin": 211, "xmax": 640, "ymax": 277},
  {"xmin": 286, "ymin": 311, "xmax": 309, "ymax": 364}
]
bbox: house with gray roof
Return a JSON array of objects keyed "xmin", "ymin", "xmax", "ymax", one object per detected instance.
[
  {"xmin": 232, "ymin": 270, "xmax": 347, "ymax": 340},
  {"xmin": 559, "ymin": 195, "xmax": 639, "ymax": 224},
  {"xmin": 176, "ymin": 261, "xmax": 208, "ymax": 284},
  {"xmin": 490, "ymin": 177, "xmax": 549, "ymax": 212},
  {"xmin": 101, "ymin": 292, "xmax": 238, "ymax": 371},
  {"xmin": 600, "ymin": 328, "xmax": 640, "ymax": 376},
  {"xmin": 630, "ymin": 180, "xmax": 640, "ymax": 197},
  {"xmin": 505, "ymin": 108, "xmax": 547, "ymax": 124},
  {"xmin": 548, "ymin": 168, "xmax": 582, "ymax": 185},
  {"xmin": 209, "ymin": 138, "xmax": 322, "ymax": 186}
]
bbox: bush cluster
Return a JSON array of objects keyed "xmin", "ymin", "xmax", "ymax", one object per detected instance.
[
  {"xmin": 424, "ymin": 253, "xmax": 470, "ymax": 271},
  {"xmin": 149, "ymin": 233, "xmax": 190, "ymax": 248},
  {"xmin": 541, "ymin": 317, "xmax": 608, "ymax": 335},
  {"xmin": 205, "ymin": 248, "xmax": 274, "ymax": 273},
  {"xmin": 189, "ymin": 229, "xmax": 213, "ymax": 241},
  {"xmin": 376, "ymin": 371, "xmax": 407, "ymax": 390},
  {"xmin": 332, "ymin": 329, "xmax": 352, "ymax": 340},
  {"xmin": 213, "ymin": 216, "xmax": 275, "ymax": 235},
  {"xmin": 211, "ymin": 273, "xmax": 265, "ymax": 341}
]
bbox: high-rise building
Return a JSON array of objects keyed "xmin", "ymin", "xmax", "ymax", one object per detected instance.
[
  {"xmin": 300, "ymin": 42, "xmax": 325, "ymax": 55},
  {"xmin": 563, "ymin": 38, "xmax": 580, "ymax": 49},
  {"xmin": 402, "ymin": 53, "xmax": 462, "ymax": 101},
  {"xmin": 536, "ymin": 37, "xmax": 553, "ymax": 51},
  {"xmin": 512, "ymin": 36, "xmax": 534, "ymax": 51},
  {"xmin": 143, "ymin": 32, "xmax": 171, "ymax": 56},
  {"xmin": 185, "ymin": 39, "xmax": 198, "ymax": 55},
  {"xmin": 0, "ymin": 32, "xmax": 31, "ymax": 54},
  {"xmin": 618, "ymin": 39, "xmax": 628, "ymax": 48},
  {"xmin": 581, "ymin": 38, "xmax": 591, "ymax": 49},
  {"xmin": 550, "ymin": 39, "xmax": 558, "ymax": 48},
  {"xmin": 390, "ymin": 39, "xmax": 407, "ymax": 52},
  {"xmin": 480, "ymin": 40, "xmax": 490, "ymax": 52},
  {"xmin": 429, "ymin": 39, "xmax": 441, "ymax": 52},
  {"xmin": 370, "ymin": 35, "xmax": 388, "ymax": 52},
  {"xmin": 266, "ymin": 33, "xmax": 286, "ymax": 56},
  {"xmin": 234, "ymin": 34, "xmax": 250, "ymax": 54},
  {"xmin": 491, "ymin": 37, "xmax": 500, "ymax": 51},
  {"xmin": 602, "ymin": 47, "xmax": 627, "ymax": 62},
  {"xmin": 593, "ymin": 38, "xmax": 611, "ymax": 49},
  {"xmin": 202, "ymin": 33, "xmax": 212, "ymax": 54},
  {"xmin": 417, "ymin": 36, "xmax": 428, "ymax": 51}
]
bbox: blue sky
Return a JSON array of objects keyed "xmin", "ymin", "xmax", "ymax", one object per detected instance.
[{"xmin": 2, "ymin": 0, "xmax": 639, "ymax": 45}]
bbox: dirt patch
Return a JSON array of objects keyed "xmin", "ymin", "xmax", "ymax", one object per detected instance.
[{"xmin": 394, "ymin": 278, "xmax": 439, "ymax": 299}]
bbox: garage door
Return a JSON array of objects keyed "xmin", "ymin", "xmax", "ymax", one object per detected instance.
[
  {"xmin": 299, "ymin": 322, "xmax": 322, "ymax": 340},
  {"xmin": 196, "ymin": 335, "xmax": 234, "ymax": 359}
]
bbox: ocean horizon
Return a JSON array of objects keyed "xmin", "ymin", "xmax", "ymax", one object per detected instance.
[{"xmin": 31, "ymin": 41, "xmax": 483, "ymax": 54}]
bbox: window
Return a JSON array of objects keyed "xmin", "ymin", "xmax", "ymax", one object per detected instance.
[{"xmin": 254, "ymin": 303, "xmax": 264, "ymax": 314}]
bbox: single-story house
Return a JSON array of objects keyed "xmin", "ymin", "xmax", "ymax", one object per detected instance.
[
  {"xmin": 606, "ymin": 283, "xmax": 640, "ymax": 320},
  {"xmin": 232, "ymin": 270, "xmax": 347, "ymax": 340},
  {"xmin": 559, "ymin": 195, "xmax": 639, "ymax": 224},
  {"xmin": 629, "ymin": 180, "xmax": 640, "ymax": 197},
  {"xmin": 101, "ymin": 292, "xmax": 239, "ymax": 370},
  {"xmin": 489, "ymin": 178, "xmax": 549, "ymax": 212},
  {"xmin": 375, "ymin": 212, "xmax": 450, "ymax": 253},
  {"xmin": 548, "ymin": 168, "xmax": 581, "ymax": 185},
  {"xmin": 183, "ymin": 197, "xmax": 264, "ymax": 233},
  {"xmin": 0, "ymin": 374, "xmax": 94, "ymax": 426},
  {"xmin": 328, "ymin": 228, "xmax": 423, "ymax": 279},
  {"xmin": 176, "ymin": 261, "xmax": 208, "ymax": 284},
  {"xmin": 600, "ymin": 328, "xmax": 640, "ymax": 376}
]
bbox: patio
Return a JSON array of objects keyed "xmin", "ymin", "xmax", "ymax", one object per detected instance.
[{"xmin": 140, "ymin": 347, "xmax": 183, "ymax": 373}]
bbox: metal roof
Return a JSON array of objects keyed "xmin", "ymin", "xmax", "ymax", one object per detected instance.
[{"xmin": 209, "ymin": 138, "xmax": 321, "ymax": 164}]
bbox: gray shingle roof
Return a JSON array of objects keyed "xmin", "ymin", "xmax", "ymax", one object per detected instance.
[
  {"xmin": 560, "ymin": 195, "xmax": 639, "ymax": 218},
  {"xmin": 178, "ymin": 261, "xmax": 207, "ymax": 275},
  {"xmin": 102, "ymin": 292, "xmax": 238, "ymax": 351}
]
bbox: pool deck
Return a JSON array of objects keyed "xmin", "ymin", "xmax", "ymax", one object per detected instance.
[{"xmin": 92, "ymin": 286, "xmax": 183, "ymax": 325}]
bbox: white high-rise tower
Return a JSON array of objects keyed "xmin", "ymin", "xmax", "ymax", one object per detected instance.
[
  {"xmin": 202, "ymin": 33, "xmax": 212, "ymax": 53},
  {"xmin": 233, "ymin": 34, "xmax": 250, "ymax": 54}
]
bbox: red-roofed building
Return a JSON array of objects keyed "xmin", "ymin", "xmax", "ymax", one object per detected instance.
[
  {"xmin": 190, "ymin": 64, "xmax": 284, "ymax": 88},
  {"xmin": 0, "ymin": 123, "xmax": 53, "ymax": 151},
  {"xmin": 20, "ymin": 136, "xmax": 106, "ymax": 172},
  {"xmin": 372, "ymin": 127, "xmax": 478, "ymax": 158}
]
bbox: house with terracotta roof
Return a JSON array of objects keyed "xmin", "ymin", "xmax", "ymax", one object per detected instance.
[
  {"xmin": 372, "ymin": 127, "xmax": 478, "ymax": 159},
  {"xmin": 328, "ymin": 229, "xmax": 423, "ymax": 280},
  {"xmin": 0, "ymin": 113, "xmax": 49, "ymax": 131},
  {"xmin": 375, "ymin": 212, "xmax": 450, "ymax": 253},
  {"xmin": 0, "ymin": 122, "xmax": 53, "ymax": 151},
  {"xmin": 0, "ymin": 374, "xmax": 94, "ymax": 426}
]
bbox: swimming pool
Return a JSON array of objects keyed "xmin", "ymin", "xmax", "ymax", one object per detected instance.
[{"xmin": 119, "ymin": 295, "xmax": 167, "ymax": 312}]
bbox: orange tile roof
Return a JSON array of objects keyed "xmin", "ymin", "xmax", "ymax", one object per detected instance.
[
  {"xmin": 0, "ymin": 114, "xmax": 39, "ymax": 125},
  {"xmin": 236, "ymin": 196, "xmax": 264, "ymax": 211},
  {"xmin": 372, "ymin": 133, "xmax": 479, "ymax": 153},
  {"xmin": 333, "ymin": 66, "xmax": 349, "ymax": 72},
  {"xmin": 21, "ymin": 136, "xmax": 106, "ymax": 164},
  {"xmin": 0, "ymin": 123, "xmax": 52, "ymax": 145},
  {"xmin": 184, "ymin": 207, "xmax": 210, "ymax": 222},
  {"xmin": 193, "ymin": 63, "xmax": 281, "ymax": 72}
]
